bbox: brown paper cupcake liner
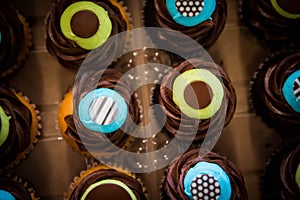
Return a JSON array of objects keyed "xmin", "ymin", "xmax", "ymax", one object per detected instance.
[
  {"xmin": 65, "ymin": 161, "xmax": 148, "ymax": 199},
  {"xmin": 2, "ymin": 89, "xmax": 41, "ymax": 170}
]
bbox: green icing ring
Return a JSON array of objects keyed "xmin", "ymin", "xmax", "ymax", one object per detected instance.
[
  {"xmin": 60, "ymin": 1, "xmax": 112, "ymax": 50},
  {"xmin": 0, "ymin": 106, "xmax": 10, "ymax": 147},
  {"xmin": 296, "ymin": 163, "xmax": 300, "ymax": 189},
  {"xmin": 80, "ymin": 179, "xmax": 137, "ymax": 200},
  {"xmin": 270, "ymin": 0, "xmax": 300, "ymax": 19},
  {"xmin": 173, "ymin": 69, "xmax": 224, "ymax": 119}
]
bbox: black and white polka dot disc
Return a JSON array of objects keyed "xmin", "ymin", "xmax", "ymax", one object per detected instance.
[
  {"xmin": 293, "ymin": 77, "xmax": 300, "ymax": 100},
  {"xmin": 190, "ymin": 174, "xmax": 221, "ymax": 200},
  {"xmin": 176, "ymin": 0, "xmax": 205, "ymax": 17}
]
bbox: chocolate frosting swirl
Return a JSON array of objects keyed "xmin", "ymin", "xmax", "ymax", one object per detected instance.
[
  {"xmin": 144, "ymin": 0, "xmax": 227, "ymax": 50},
  {"xmin": 250, "ymin": 51, "xmax": 300, "ymax": 133},
  {"xmin": 261, "ymin": 143, "xmax": 300, "ymax": 199},
  {"xmin": 69, "ymin": 167, "xmax": 146, "ymax": 200},
  {"xmin": 46, "ymin": 0, "xmax": 127, "ymax": 69},
  {"xmin": 157, "ymin": 59, "xmax": 236, "ymax": 141},
  {"xmin": 0, "ymin": 86, "xmax": 32, "ymax": 169},
  {"xmin": 0, "ymin": 2, "xmax": 26, "ymax": 77},
  {"xmin": 0, "ymin": 176, "xmax": 33, "ymax": 200},
  {"xmin": 65, "ymin": 69, "xmax": 140, "ymax": 155},
  {"xmin": 163, "ymin": 149, "xmax": 248, "ymax": 200},
  {"xmin": 241, "ymin": 0, "xmax": 300, "ymax": 44}
]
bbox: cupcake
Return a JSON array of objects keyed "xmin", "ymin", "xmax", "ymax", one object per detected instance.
[
  {"xmin": 162, "ymin": 148, "xmax": 248, "ymax": 200},
  {"xmin": 155, "ymin": 58, "xmax": 236, "ymax": 142},
  {"xmin": 0, "ymin": 2, "xmax": 32, "ymax": 79},
  {"xmin": 65, "ymin": 163, "xmax": 147, "ymax": 199},
  {"xmin": 58, "ymin": 68, "xmax": 140, "ymax": 157},
  {"xmin": 0, "ymin": 86, "xmax": 40, "ymax": 170},
  {"xmin": 250, "ymin": 51, "xmax": 300, "ymax": 134},
  {"xmin": 240, "ymin": 0, "xmax": 300, "ymax": 46},
  {"xmin": 46, "ymin": 0, "xmax": 130, "ymax": 69},
  {"xmin": 0, "ymin": 175, "xmax": 40, "ymax": 200},
  {"xmin": 144, "ymin": 0, "xmax": 227, "ymax": 50},
  {"xmin": 261, "ymin": 143, "xmax": 300, "ymax": 199}
]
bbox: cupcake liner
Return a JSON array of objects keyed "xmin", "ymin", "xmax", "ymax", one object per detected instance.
[
  {"xmin": 65, "ymin": 161, "xmax": 147, "ymax": 199},
  {"xmin": 0, "ymin": 174, "xmax": 40, "ymax": 200},
  {"xmin": 1, "ymin": 89, "xmax": 41, "ymax": 170},
  {"xmin": 0, "ymin": 11, "xmax": 32, "ymax": 79}
]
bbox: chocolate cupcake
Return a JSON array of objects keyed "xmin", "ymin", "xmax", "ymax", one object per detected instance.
[
  {"xmin": 144, "ymin": 0, "xmax": 227, "ymax": 50},
  {"xmin": 0, "ymin": 175, "xmax": 40, "ymax": 200},
  {"xmin": 0, "ymin": 2, "xmax": 31, "ymax": 79},
  {"xmin": 46, "ymin": 0, "xmax": 130, "ymax": 69},
  {"xmin": 261, "ymin": 143, "xmax": 300, "ymax": 199},
  {"xmin": 162, "ymin": 148, "xmax": 248, "ymax": 200},
  {"xmin": 0, "ymin": 86, "xmax": 40, "ymax": 170},
  {"xmin": 66, "ymin": 164, "xmax": 147, "ymax": 199},
  {"xmin": 58, "ymin": 68, "xmax": 140, "ymax": 157},
  {"xmin": 240, "ymin": 0, "xmax": 300, "ymax": 46},
  {"xmin": 250, "ymin": 51, "xmax": 300, "ymax": 134},
  {"xmin": 156, "ymin": 58, "xmax": 236, "ymax": 142}
]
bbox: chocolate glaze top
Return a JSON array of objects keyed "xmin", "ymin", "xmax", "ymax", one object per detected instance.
[
  {"xmin": 250, "ymin": 51, "xmax": 300, "ymax": 133},
  {"xmin": 0, "ymin": 2, "xmax": 26, "ymax": 76},
  {"xmin": 46, "ymin": 0, "xmax": 127, "ymax": 69},
  {"xmin": 69, "ymin": 167, "xmax": 146, "ymax": 200},
  {"xmin": 241, "ymin": 0, "xmax": 300, "ymax": 44},
  {"xmin": 144, "ymin": 0, "xmax": 227, "ymax": 50},
  {"xmin": 65, "ymin": 69, "xmax": 140, "ymax": 155},
  {"xmin": 0, "ymin": 86, "xmax": 32, "ymax": 169},
  {"xmin": 158, "ymin": 59, "xmax": 236, "ymax": 141},
  {"xmin": 163, "ymin": 149, "xmax": 248, "ymax": 200},
  {"xmin": 0, "ymin": 176, "xmax": 33, "ymax": 200}
]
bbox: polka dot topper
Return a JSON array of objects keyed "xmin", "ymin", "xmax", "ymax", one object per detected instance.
[
  {"xmin": 190, "ymin": 174, "xmax": 221, "ymax": 200},
  {"xmin": 166, "ymin": 0, "xmax": 216, "ymax": 27},
  {"xmin": 184, "ymin": 161, "xmax": 232, "ymax": 200}
]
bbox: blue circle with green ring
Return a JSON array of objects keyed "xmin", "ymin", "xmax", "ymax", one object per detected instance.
[
  {"xmin": 0, "ymin": 190, "xmax": 15, "ymax": 200},
  {"xmin": 78, "ymin": 88, "xmax": 128, "ymax": 133},
  {"xmin": 184, "ymin": 161, "xmax": 232, "ymax": 200},
  {"xmin": 282, "ymin": 70, "xmax": 300, "ymax": 113},
  {"xmin": 166, "ymin": 0, "xmax": 216, "ymax": 27}
]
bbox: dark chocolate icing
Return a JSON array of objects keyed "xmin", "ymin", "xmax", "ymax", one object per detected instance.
[
  {"xmin": 250, "ymin": 51, "xmax": 300, "ymax": 133},
  {"xmin": 261, "ymin": 143, "xmax": 300, "ymax": 199},
  {"xmin": 163, "ymin": 149, "xmax": 248, "ymax": 200},
  {"xmin": 71, "ymin": 10, "xmax": 99, "ymax": 38},
  {"xmin": 241, "ymin": 0, "xmax": 300, "ymax": 44},
  {"xmin": 0, "ymin": 86, "xmax": 32, "ymax": 169},
  {"xmin": 64, "ymin": 69, "xmax": 140, "ymax": 155},
  {"xmin": 0, "ymin": 2, "xmax": 27, "ymax": 77},
  {"xmin": 68, "ymin": 167, "xmax": 146, "ymax": 200},
  {"xmin": 158, "ymin": 59, "xmax": 236, "ymax": 141},
  {"xmin": 0, "ymin": 176, "xmax": 34, "ymax": 200},
  {"xmin": 144, "ymin": 0, "xmax": 227, "ymax": 50},
  {"xmin": 46, "ymin": 0, "xmax": 128, "ymax": 69}
]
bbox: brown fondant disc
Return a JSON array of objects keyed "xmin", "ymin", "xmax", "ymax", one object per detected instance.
[
  {"xmin": 183, "ymin": 81, "xmax": 212, "ymax": 109},
  {"xmin": 71, "ymin": 10, "xmax": 99, "ymax": 38},
  {"xmin": 84, "ymin": 183, "xmax": 132, "ymax": 200},
  {"xmin": 276, "ymin": 0, "xmax": 300, "ymax": 14}
]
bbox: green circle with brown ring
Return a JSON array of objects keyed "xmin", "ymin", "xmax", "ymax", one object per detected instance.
[
  {"xmin": 271, "ymin": 0, "xmax": 300, "ymax": 19},
  {"xmin": 60, "ymin": 1, "xmax": 112, "ymax": 50}
]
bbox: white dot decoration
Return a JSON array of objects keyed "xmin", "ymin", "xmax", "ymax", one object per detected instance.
[
  {"xmin": 176, "ymin": 0, "xmax": 205, "ymax": 17},
  {"xmin": 190, "ymin": 174, "xmax": 221, "ymax": 200}
]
